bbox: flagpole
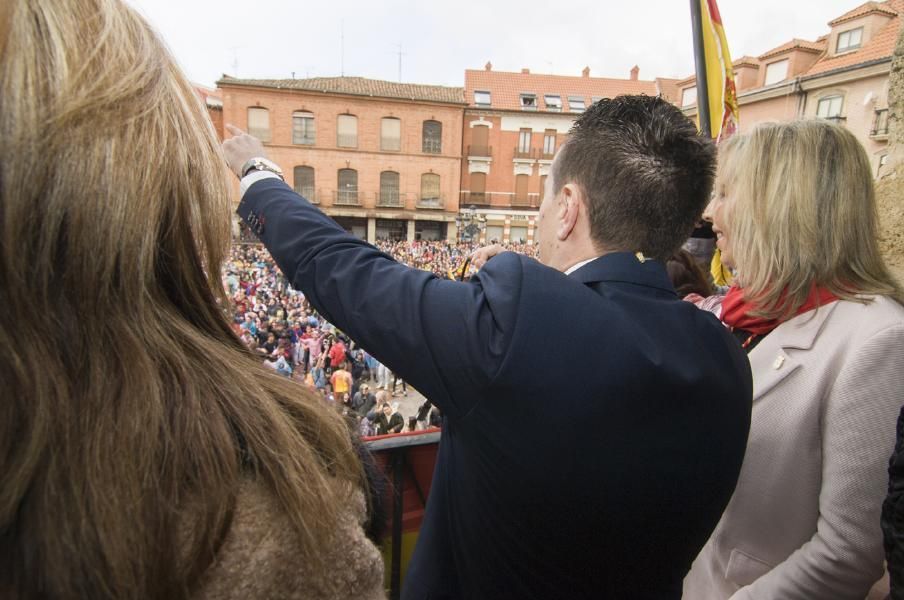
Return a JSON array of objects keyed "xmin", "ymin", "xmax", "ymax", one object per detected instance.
[{"xmin": 690, "ymin": 0, "xmax": 712, "ymax": 138}]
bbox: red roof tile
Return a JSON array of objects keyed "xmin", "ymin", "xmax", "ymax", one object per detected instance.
[
  {"xmin": 758, "ymin": 38, "xmax": 826, "ymax": 61},
  {"xmin": 216, "ymin": 76, "xmax": 465, "ymax": 105},
  {"xmin": 464, "ymin": 69, "xmax": 658, "ymax": 112},
  {"xmin": 829, "ymin": 1, "xmax": 897, "ymax": 25},
  {"xmin": 805, "ymin": 0, "xmax": 903, "ymax": 76}
]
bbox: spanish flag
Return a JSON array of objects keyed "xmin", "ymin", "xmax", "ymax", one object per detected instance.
[{"xmin": 694, "ymin": 0, "xmax": 739, "ymax": 141}]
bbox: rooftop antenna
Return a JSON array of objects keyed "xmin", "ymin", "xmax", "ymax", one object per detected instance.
[
  {"xmin": 396, "ymin": 43, "xmax": 407, "ymax": 82},
  {"xmin": 229, "ymin": 46, "xmax": 241, "ymax": 76}
]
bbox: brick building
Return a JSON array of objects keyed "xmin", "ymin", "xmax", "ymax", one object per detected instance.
[
  {"xmin": 194, "ymin": 84, "xmax": 224, "ymax": 140},
  {"xmin": 217, "ymin": 76, "xmax": 466, "ymax": 242},
  {"xmin": 460, "ymin": 64, "xmax": 680, "ymax": 245},
  {"xmin": 678, "ymin": 0, "xmax": 903, "ymax": 177}
]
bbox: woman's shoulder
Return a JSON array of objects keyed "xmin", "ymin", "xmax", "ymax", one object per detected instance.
[{"xmin": 195, "ymin": 480, "xmax": 384, "ymax": 600}]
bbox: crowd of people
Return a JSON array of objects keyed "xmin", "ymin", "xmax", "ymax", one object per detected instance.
[
  {"xmin": 6, "ymin": 1, "xmax": 904, "ymax": 598},
  {"xmin": 224, "ymin": 240, "xmax": 533, "ymax": 436}
]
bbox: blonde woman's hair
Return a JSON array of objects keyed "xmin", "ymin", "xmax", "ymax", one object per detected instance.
[
  {"xmin": 0, "ymin": 1, "xmax": 363, "ymax": 598},
  {"xmin": 716, "ymin": 119, "xmax": 902, "ymax": 320}
]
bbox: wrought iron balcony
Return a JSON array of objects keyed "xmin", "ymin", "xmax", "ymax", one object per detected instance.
[
  {"xmin": 417, "ymin": 196, "xmax": 444, "ymax": 209},
  {"xmin": 376, "ymin": 191, "xmax": 405, "ymax": 208},
  {"xmin": 333, "ymin": 190, "xmax": 360, "ymax": 206},
  {"xmin": 513, "ymin": 147, "xmax": 537, "ymax": 160},
  {"xmin": 467, "ymin": 145, "xmax": 492, "ymax": 157}
]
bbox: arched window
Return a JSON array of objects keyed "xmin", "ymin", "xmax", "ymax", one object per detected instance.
[
  {"xmin": 293, "ymin": 166, "xmax": 315, "ymax": 201},
  {"xmin": 381, "ymin": 117, "xmax": 401, "ymax": 151},
  {"xmin": 337, "ymin": 168, "xmax": 358, "ymax": 205},
  {"xmin": 380, "ymin": 171, "xmax": 401, "ymax": 206},
  {"xmin": 420, "ymin": 173, "xmax": 441, "ymax": 208},
  {"xmin": 247, "ymin": 107, "xmax": 270, "ymax": 141},
  {"xmin": 337, "ymin": 114, "xmax": 358, "ymax": 148},
  {"xmin": 422, "ymin": 120, "xmax": 442, "ymax": 154},
  {"xmin": 292, "ymin": 111, "xmax": 315, "ymax": 145}
]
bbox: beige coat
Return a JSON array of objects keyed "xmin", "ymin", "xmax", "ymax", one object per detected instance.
[
  {"xmin": 196, "ymin": 481, "xmax": 385, "ymax": 600},
  {"xmin": 684, "ymin": 296, "xmax": 904, "ymax": 599}
]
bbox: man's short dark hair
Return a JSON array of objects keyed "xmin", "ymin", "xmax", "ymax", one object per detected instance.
[{"xmin": 552, "ymin": 95, "xmax": 716, "ymax": 260}]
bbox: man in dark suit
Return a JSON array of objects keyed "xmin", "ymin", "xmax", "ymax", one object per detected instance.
[{"xmin": 223, "ymin": 95, "xmax": 752, "ymax": 599}]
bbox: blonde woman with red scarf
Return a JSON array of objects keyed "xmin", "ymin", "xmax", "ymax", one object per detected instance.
[{"xmin": 683, "ymin": 120, "xmax": 904, "ymax": 599}]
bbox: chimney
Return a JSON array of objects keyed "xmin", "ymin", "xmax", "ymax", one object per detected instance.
[
  {"xmin": 582, "ymin": 66, "xmax": 590, "ymax": 78},
  {"xmin": 485, "ymin": 61, "xmax": 492, "ymax": 71},
  {"xmin": 630, "ymin": 65, "xmax": 639, "ymax": 80},
  {"xmin": 521, "ymin": 68, "xmax": 530, "ymax": 74}
]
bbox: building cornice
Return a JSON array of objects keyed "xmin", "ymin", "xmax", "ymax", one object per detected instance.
[
  {"xmin": 798, "ymin": 58, "xmax": 891, "ymax": 90},
  {"xmin": 217, "ymin": 81, "xmax": 468, "ymax": 108}
]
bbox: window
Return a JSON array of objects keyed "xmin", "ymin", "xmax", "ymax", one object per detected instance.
[
  {"xmin": 514, "ymin": 174, "xmax": 529, "ymax": 204},
  {"xmin": 591, "ymin": 96, "xmax": 603, "ymax": 105},
  {"xmin": 764, "ymin": 59, "xmax": 789, "ymax": 86},
  {"xmin": 420, "ymin": 173, "xmax": 441, "ymax": 207},
  {"xmin": 293, "ymin": 166, "xmax": 315, "ymax": 201},
  {"xmin": 379, "ymin": 171, "xmax": 400, "ymax": 206},
  {"xmin": 470, "ymin": 124, "xmax": 490, "ymax": 156},
  {"xmin": 337, "ymin": 114, "xmax": 357, "ymax": 148},
  {"xmin": 540, "ymin": 175, "xmax": 548, "ymax": 201},
  {"xmin": 569, "ymin": 96, "xmax": 586, "ymax": 112},
  {"xmin": 681, "ymin": 87, "xmax": 697, "ymax": 107},
  {"xmin": 816, "ymin": 95, "xmax": 844, "ymax": 120},
  {"xmin": 247, "ymin": 107, "xmax": 270, "ymax": 141},
  {"xmin": 337, "ymin": 168, "xmax": 358, "ymax": 204},
  {"xmin": 518, "ymin": 129, "xmax": 532, "ymax": 154},
  {"xmin": 544, "ymin": 95, "xmax": 562, "ymax": 111},
  {"xmin": 470, "ymin": 172, "xmax": 486, "ymax": 194},
  {"xmin": 474, "ymin": 90, "xmax": 491, "ymax": 106},
  {"xmin": 292, "ymin": 111, "xmax": 315, "ymax": 145},
  {"xmin": 873, "ymin": 109, "xmax": 889, "ymax": 135},
  {"xmin": 381, "ymin": 117, "xmax": 401, "ymax": 151},
  {"xmin": 422, "ymin": 120, "xmax": 442, "ymax": 153},
  {"xmin": 837, "ymin": 27, "xmax": 863, "ymax": 53},
  {"xmin": 879, "ymin": 153, "xmax": 889, "ymax": 176},
  {"xmin": 520, "ymin": 93, "xmax": 537, "ymax": 110},
  {"xmin": 542, "ymin": 130, "xmax": 556, "ymax": 157}
]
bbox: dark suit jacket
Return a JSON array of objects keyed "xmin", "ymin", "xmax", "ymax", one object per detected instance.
[{"xmin": 238, "ymin": 179, "xmax": 752, "ymax": 600}]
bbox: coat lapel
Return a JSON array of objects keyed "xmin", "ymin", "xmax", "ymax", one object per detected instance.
[{"xmin": 749, "ymin": 301, "xmax": 838, "ymax": 401}]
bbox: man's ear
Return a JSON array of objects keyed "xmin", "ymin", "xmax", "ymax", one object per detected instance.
[{"xmin": 556, "ymin": 184, "xmax": 582, "ymax": 241}]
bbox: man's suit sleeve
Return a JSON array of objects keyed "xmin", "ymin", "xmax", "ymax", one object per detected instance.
[{"xmin": 237, "ymin": 178, "xmax": 519, "ymax": 419}]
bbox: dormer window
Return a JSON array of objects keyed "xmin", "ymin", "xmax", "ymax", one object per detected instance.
[
  {"xmin": 681, "ymin": 87, "xmax": 697, "ymax": 107},
  {"xmin": 474, "ymin": 90, "xmax": 491, "ymax": 106},
  {"xmin": 569, "ymin": 97, "xmax": 586, "ymax": 112},
  {"xmin": 520, "ymin": 93, "xmax": 537, "ymax": 110},
  {"xmin": 837, "ymin": 27, "xmax": 863, "ymax": 53},
  {"xmin": 544, "ymin": 95, "xmax": 562, "ymax": 111},
  {"xmin": 764, "ymin": 59, "xmax": 789, "ymax": 86}
]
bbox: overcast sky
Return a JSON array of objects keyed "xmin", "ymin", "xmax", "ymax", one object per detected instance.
[{"xmin": 125, "ymin": 0, "xmax": 864, "ymax": 88}]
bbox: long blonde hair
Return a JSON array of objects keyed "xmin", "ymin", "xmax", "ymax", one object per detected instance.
[
  {"xmin": 0, "ymin": 1, "xmax": 362, "ymax": 598},
  {"xmin": 716, "ymin": 120, "xmax": 902, "ymax": 320}
]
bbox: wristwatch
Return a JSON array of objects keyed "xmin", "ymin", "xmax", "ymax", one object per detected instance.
[{"xmin": 240, "ymin": 157, "xmax": 284, "ymax": 179}]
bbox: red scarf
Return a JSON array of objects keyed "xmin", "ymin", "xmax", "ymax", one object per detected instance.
[{"xmin": 721, "ymin": 284, "xmax": 839, "ymax": 336}]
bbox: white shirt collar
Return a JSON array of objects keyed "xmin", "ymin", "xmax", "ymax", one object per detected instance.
[{"xmin": 564, "ymin": 256, "xmax": 603, "ymax": 275}]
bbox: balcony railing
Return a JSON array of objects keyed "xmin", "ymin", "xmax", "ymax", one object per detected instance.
[
  {"xmin": 376, "ymin": 190, "xmax": 404, "ymax": 208},
  {"xmin": 293, "ymin": 187, "xmax": 318, "ymax": 204},
  {"xmin": 871, "ymin": 109, "xmax": 889, "ymax": 138},
  {"xmin": 417, "ymin": 196, "xmax": 444, "ymax": 209},
  {"xmin": 513, "ymin": 147, "xmax": 537, "ymax": 159},
  {"xmin": 333, "ymin": 190, "xmax": 360, "ymax": 206},
  {"xmin": 422, "ymin": 139, "xmax": 442, "ymax": 154},
  {"xmin": 540, "ymin": 151, "xmax": 555, "ymax": 160},
  {"xmin": 467, "ymin": 145, "xmax": 492, "ymax": 157},
  {"xmin": 460, "ymin": 191, "xmax": 492, "ymax": 206},
  {"xmin": 511, "ymin": 194, "xmax": 540, "ymax": 208}
]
